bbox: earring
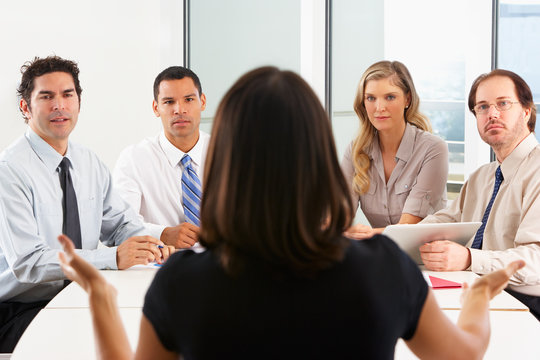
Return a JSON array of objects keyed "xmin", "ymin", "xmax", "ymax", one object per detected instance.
[{"xmin": 405, "ymin": 105, "xmax": 409, "ymax": 109}]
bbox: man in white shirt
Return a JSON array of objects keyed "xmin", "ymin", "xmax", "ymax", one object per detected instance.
[
  {"xmin": 419, "ymin": 69, "xmax": 540, "ymax": 319},
  {"xmin": 114, "ymin": 67, "xmax": 209, "ymax": 249}
]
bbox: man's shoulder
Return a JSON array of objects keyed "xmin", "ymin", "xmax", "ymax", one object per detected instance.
[
  {"xmin": 200, "ymin": 130, "xmax": 211, "ymax": 140},
  {"xmin": 466, "ymin": 161, "xmax": 497, "ymax": 183},
  {"xmin": 117, "ymin": 135, "xmax": 162, "ymax": 162},
  {"xmin": 199, "ymin": 130, "xmax": 211, "ymax": 149},
  {"xmin": 0, "ymin": 135, "xmax": 33, "ymax": 164},
  {"xmin": 69, "ymin": 141, "xmax": 108, "ymax": 169},
  {"xmin": 528, "ymin": 143, "xmax": 540, "ymax": 161}
]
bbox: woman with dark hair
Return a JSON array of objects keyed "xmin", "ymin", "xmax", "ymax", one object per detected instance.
[
  {"xmin": 58, "ymin": 66, "xmax": 523, "ymax": 359},
  {"xmin": 342, "ymin": 61, "xmax": 448, "ymax": 239}
]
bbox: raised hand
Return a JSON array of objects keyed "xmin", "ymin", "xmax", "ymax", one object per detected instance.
[{"xmin": 58, "ymin": 234, "xmax": 110, "ymax": 295}]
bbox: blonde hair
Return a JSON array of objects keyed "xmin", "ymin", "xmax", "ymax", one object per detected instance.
[{"xmin": 351, "ymin": 61, "xmax": 432, "ymax": 195}]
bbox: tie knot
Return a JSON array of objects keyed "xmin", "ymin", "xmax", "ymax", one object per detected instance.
[
  {"xmin": 59, "ymin": 157, "xmax": 71, "ymax": 172},
  {"xmin": 181, "ymin": 154, "xmax": 192, "ymax": 168}
]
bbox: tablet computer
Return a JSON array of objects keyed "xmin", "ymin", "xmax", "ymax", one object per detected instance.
[{"xmin": 382, "ymin": 222, "xmax": 482, "ymax": 265}]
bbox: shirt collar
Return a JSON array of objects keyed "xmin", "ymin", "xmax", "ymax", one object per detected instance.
[
  {"xmin": 500, "ymin": 133, "xmax": 539, "ymax": 179},
  {"xmin": 367, "ymin": 135, "xmax": 380, "ymax": 161},
  {"xmin": 159, "ymin": 131, "xmax": 205, "ymax": 168},
  {"xmin": 395, "ymin": 123, "xmax": 415, "ymax": 162},
  {"xmin": 25, "ymin": 127, "xmax": 75, "ymax": 173},
  {"xmin": 367, "ymin": 122, "xmax": 415, "ymax": 163}
]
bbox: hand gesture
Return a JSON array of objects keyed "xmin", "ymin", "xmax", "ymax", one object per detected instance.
[
  {"xmin": 462, "ymin": 260, "xmax": 526, "ymax": 302},
  {"xmin": 58, "ymin": 234, "xmax": 111, "ymax": 295}
]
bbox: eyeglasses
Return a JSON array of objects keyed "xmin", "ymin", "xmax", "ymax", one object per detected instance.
[{"xmin": 473, "ymin": 100, "xmax": 520, "ymax": 115}]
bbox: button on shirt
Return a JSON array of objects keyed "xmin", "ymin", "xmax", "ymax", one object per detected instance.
[
  {"xmin": 114, "ymin": 131, "xmax": 210, "ymax": 240},
  {"xmin": 422, "ymin": 134, "xmax": 540, "ymax": 296},
  {"xmin": 0, "ymin": 128, "xmax": 145, "ymax": 302},
  {"xmin": 341, "ymin": 123, "xmax": 448, "ymax": 228}
]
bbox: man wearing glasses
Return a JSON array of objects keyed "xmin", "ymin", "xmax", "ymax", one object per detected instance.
[{"xmin": 419, "ymin": 69, "xmax": 540, "ymax": 320}]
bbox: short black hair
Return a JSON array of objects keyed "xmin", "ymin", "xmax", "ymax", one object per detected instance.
[
  {"xmin": 17, "ymin": 56, "xmax": 82, "ymax": 123},
  {"xmin": 153, "ymin": 66, "xmax": 202, "ymax": 101}
]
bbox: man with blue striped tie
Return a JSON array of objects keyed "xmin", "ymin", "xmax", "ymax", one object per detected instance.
[
  {"xmin": 114, "ymin": 67, "xmax": 209, "ymax": 250},
  {"xmin": 419, "ymin": 69, "xmax": 540, "ymax": 320}
]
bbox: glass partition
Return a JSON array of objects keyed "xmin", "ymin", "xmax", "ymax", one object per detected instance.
[
  {"xmin": 498, "ymin": 0, "xmax": 540, "ymax": 142},
  {"xmin": 189, "ymin": 0, "xmax": 302, "ymax": 133}
]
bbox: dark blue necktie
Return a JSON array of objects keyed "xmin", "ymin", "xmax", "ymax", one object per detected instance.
[
  {"xmin": 181, "ymin": 155, "xmax": 202, "ymax": 226},
  {"xmin": 58, "ymin": 157, "xmax": 82, "ymax": 249},
  {"xmin": 471, "ymin": 166, "xmax": 504, "ymax": 249}
]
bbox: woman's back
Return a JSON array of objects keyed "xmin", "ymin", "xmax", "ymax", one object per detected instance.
[{"xmin": 143, "ymin": 235, "xmax": 428, "ymax": 359}]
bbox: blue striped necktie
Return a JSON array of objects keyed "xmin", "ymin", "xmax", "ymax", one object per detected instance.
[
  {"xmin": 471, "ymin": 166, "xmax": 504, "ymax": 249},
  {"xmin": 181, "ymin": 154, "xmax": 202, "ymax": 226}
]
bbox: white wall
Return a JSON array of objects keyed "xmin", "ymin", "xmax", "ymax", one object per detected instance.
[{"xmin": 0, "ymin": 1, "xmax": 182, "ymax": 170}]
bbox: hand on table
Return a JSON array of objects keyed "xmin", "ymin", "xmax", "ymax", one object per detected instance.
[
  {"xmin": 419, "ymin": 240, "xmax": 471, "ymax": 271},
  {"xmin": 117, "ymin": 235, "xmax": 175, "ymax": 269},
  {"xmin": 161, "ymin": 223, "xmax": 199, "ymax": 249}
]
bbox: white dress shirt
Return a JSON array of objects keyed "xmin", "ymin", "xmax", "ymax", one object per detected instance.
[
  {"xmin": 114, "ymin": 131, "xmax": 210, "ymax": 241},
  {"xmin": 0, "ymin": 128, "xmax": 146, "ymax": 302}
]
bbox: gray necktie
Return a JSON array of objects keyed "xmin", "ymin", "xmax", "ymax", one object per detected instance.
[{"xmin": 58, "ymin": 157, "xmax": 82, "ymax": 248}]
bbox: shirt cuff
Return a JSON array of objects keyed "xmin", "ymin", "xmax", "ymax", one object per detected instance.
[
  {"xmin": 469, "ymin": 248, "xmax": 491, "ymax": 274},
  {"xmin": 80, "ymin": 246, "xmax": 118, "ymax": 270}
]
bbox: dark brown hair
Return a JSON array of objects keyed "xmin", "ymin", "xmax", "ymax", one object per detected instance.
[
  {"xmin": 199, "ymin": 66, "xmax": 353, "ymax": 277},
  {"xmin": 17, "ymin": 56, "xmax": 82, "ymax": 123},
  {"xmin": 468, "ymin": 69, "xmax": 536, "ymax": 132}
]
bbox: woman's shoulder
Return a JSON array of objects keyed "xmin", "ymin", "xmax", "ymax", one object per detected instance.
[
  {"xmin": 409, "ymin": 125, "xmax": 448, "ymax": 155},
  {"xmin": 411, "ymin": 125, "xmax": 446, "ymax": 146}
]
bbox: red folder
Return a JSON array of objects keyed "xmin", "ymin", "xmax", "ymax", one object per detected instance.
[{"xmin": 429, "ymin": 275, "xmax": 462, "ymax": 289}]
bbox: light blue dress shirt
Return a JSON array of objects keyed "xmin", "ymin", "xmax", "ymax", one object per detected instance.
[{"xmin": 0, "ymin": 128, "xmax": 146, "ymax": 302}]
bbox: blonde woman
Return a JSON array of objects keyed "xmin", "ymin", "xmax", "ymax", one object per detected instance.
[{"xmin": 342, "ymin": 61, "xmax": 448, "ymax": 239}]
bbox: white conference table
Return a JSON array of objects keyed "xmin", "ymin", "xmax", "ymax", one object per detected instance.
[
  {"xmin": 45, "ymin": 266, "xmax": 528, "ymax": 311},
  {"xmin": 12, "ymin": 266, "xmax": 539, "ymax": 359},
  {"xmin": 395, "ymin": 310, "xmax": 540, "ymax": 360},
  {"xmin": 45, "ymin": 265, "xmax": 159, "ymax": 309}
]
